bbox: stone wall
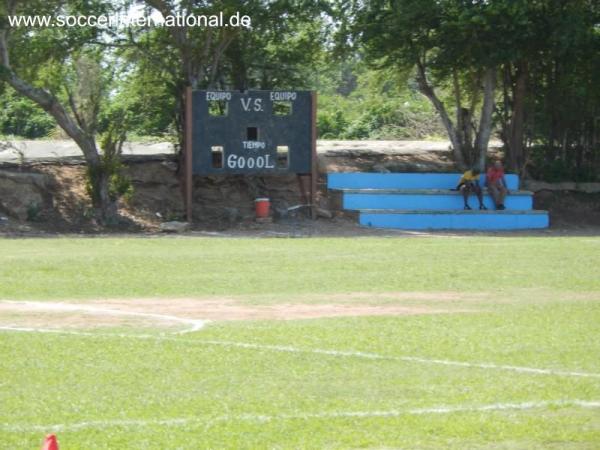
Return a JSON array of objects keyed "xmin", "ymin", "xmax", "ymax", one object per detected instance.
[
  {"xmin": 1, "ymin": 148, "xmax": 599, "ymax": 227},
  {"xmin": 0, "ymin": 140, "xmax": 475, "ymax": 224},
  {"xmin": 523, "ymin": 180, "xmax": 600, "ymax": 194},
  {"xmin": 0, "ymin": 169, "xmax": 53, "ymax": 221},
  {"xmin": 124, "ymin": 157, "xmax": 322, "ymax": 223},
  {"xmin": 0, "ymin": 155, "xmax": 326, "ymax": 225}
]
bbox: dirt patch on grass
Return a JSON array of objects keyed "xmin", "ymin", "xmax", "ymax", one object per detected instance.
[
  {"xmin": 0, "ymin": 296, "xmax": 471, "ymax": 331},
  {"xmin": 97, "ymin": 298, "xmax": 465, "ymax": 321},
  {"xmin": 312, "ymin": 291, "xmax": 480, "ymax": 302},
  {"xmin": 0, "ymin": 310, "xmax": 179, "ymax": 330},
  {"xmin": 0, "ymin": 302, "xmax": 188, "ymax": 330}
]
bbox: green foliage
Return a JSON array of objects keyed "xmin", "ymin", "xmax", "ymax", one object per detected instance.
[
  {"xmin": 223, "ymin": 11, "xmax": 327, "ymax": 90},
  {"xmin": 343, "ymin": 100, "xmax": 440, "ymax": 140},
  {"xmin": 106, "ymin": 59, "xmax": 177, "ymax": 138},
  {"xmin": 6, "ymin": 0, "xmax": 114, "ymax": 86},
  {"xmin": 85, "ymin": 158, "xmax": 133, "ymax": 205},
  {"xmin": 2, "ymin": 0, "xmax": 598, "ymax": 184},
  {"xmin": 0, "ymin": 88, "xmax": 54, "ymax": 138},
  {"xmin": 85, "ymin": 113, "xmax": 133, "ymax": 204},
  {"xmin": 317, "ymin": 109, "xmax": 348, "ymax": 139},
  {"xmin": 316, "ymin": 66, "xmax": 445, "ymax": 140},
  {"xmin": 354, "ymin": 0, "xmax": 600, "ymax": 176},
  {"xmin": 528, "ymin": 146, "xmax": 600, "ymax": 183},
  {"xmin": 25, "ymin": 202, "xmax": 42, "ymax": 222},
  {"xmin": 522, "ymin": 1, "xmax": 600, "ymax": 178}
]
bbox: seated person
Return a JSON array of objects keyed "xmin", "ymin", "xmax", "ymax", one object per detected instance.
[
  {"xmin": 486, "ymin": 160, "xmax": 509, "ymax": 210},
  {"xmin": 456, "ymin": 167, "xmax": 486, "ymax": 210}
]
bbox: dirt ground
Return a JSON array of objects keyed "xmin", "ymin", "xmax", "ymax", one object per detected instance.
[
  {"xmin": 3, "ymin": 291, "xmax": 596, "ymax": 332},
  {"xmin": 0, "ymin": 296, "xmax": 474, "ymax": 331},
  {"xmin": 3, "ymin": 215, "xmax": 600, "ymax": 238}
]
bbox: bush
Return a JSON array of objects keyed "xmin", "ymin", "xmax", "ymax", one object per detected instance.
[
  {"xmin": 528, "ymin": 145, "xmax": 600, "ymax": 182},
  {"xmin": 0, "ymin": 89, "xmax": 55, "ymax": 138},
  {"xmin": 85, "ymin": 119, "xmax": 133, "ymax": 205},
  {"xmin": 317, "ymin": 110, "xmax": 348, "ymax": 139},
  {"xmin": 341, "ymin": 101, "xmax": 444, "ymax": 140}
]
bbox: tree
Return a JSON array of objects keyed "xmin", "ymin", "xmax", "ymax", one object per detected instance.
[
  {"xmin": 0, "ymin": 0, "xmax": 123, "ymax": 222},
  {"xmin": 356, "ymin": 0, "xmax": 599, "ymax": 175},
  {"xmin": 496, "ymin": 0, "xmax": 600, "ymax": 174},
  {"xmin": 116, "ymin": 0, "xmax": 328, "ymax": 149},
  {"xmin": 220, "ymin": 3, "xmax": 328, "ymax": 91},
  {"xmin": 356, "ymin": 0, "xmax": 505, "ymax": 170},
  {"xmin": 115, "ymin": 0, "xmax": 249, "ymax": 151}
]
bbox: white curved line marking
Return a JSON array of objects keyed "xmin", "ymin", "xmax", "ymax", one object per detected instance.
[
  {"xmin": 1, "ymin": 326, "xmax": 599, "ymax": 379},
  {"xmin": 1, "ymin": 400, "xmax": 599, "ymax": 433},
  {"xmin": 0, "ymin": 301, "xmax": 206, "ymax": 334}
]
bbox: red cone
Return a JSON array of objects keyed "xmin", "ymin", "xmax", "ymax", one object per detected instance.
[{"xmin": 41, "ymin": 434, "xmax": 59, "ymax": 450}]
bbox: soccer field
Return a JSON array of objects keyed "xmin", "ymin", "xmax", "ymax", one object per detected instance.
[{"xmin": 1, "ymin": 237, "xmax": 599, "ymax": 449}]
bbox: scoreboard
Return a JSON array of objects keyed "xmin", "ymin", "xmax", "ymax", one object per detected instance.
[
  {"xmin": 190, "ymin": 90, "xmax": 315, "ymax": 175},
  {"xmin": 183, "ymin": 88, "xmax": 317, "ymax": 220}
]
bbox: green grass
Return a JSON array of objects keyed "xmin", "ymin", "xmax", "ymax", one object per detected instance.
[
  {"xmin": 0, "ymin": 236, "xmax": 599, "ymax": 449},
  {"xmin": 1, "ymin": 237, "xmax": 600, "ymax": 299}
]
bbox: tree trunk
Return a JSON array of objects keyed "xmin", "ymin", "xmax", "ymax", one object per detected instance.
[
  {"xmin": 474, "ymin": 68, "xmax": 497, "ymax": 171},
  {"xmin": 452, "ymin": 69, "xmax": 465, "ymax": 160},
  {"xmin": 507, "ymin": 61, "xmax": 528, "ymax": 173},
  {"xmin": 87, "ymin": 161, "xmax": 117, "ymax": 221},
  {"xmin": 227, "ymin": 39, "xmax": 249, "ymax": 91},
  {"xmin": 416, "ymin": 61, "xmax": 467, "ymax": 170}
]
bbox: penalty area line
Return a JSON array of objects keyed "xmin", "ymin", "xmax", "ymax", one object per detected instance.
[
  {"xmin": 1, "ymin": 326, "xmax": 600, "ymax": 379},
  {"xmin": 2, "ymin": 399, "xmax": 600, "ymax": 433}
]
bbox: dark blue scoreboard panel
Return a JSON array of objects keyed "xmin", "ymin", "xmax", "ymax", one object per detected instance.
[{"xmin": 192, "ymin": 90, "xmax": 314, "ymax": 175}]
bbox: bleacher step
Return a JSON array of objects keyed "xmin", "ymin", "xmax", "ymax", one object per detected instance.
[
  {"xmin": 342, "ymin": 190, "xmax": 533, "ymax": 211},
  {"xmin": 328, "ymin": 173, "xmax": 520, "ymax": 190},
  {"xmin": 360, "ymin": 210, "xmax": 550, "ymax": 230},
  {"xmin": 327, "ymin": 172, "xmax": 549, "ymax": 230}
]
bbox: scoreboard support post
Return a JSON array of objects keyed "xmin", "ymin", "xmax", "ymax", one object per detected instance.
[
  {"xmin": 185, "ymin": 86, "xmax": 193, "ymax": 223},
  {"xmin": 310, "ymin": 91, "xmax": 317, "ymax": 220}
]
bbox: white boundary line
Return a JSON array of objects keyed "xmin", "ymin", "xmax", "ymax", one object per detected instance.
[
  {"xmin": 188, "ymin": 339, "xmax": 600, "ymax": 379},
  {"xmin": 1, "ymin": 326, "xmax": 599, "ymax": 379},
  {"xmin": 2, "ymin": 400, "xmax": 599, "ymax": 433},
  {"xmin": 0, "ymin": 301, "xmax": 206, "ymax": 334}
]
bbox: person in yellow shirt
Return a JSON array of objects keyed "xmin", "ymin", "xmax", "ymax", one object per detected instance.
[{"xmin": 455, "ymin": 168, "xmax": 487, "ymax": 210}]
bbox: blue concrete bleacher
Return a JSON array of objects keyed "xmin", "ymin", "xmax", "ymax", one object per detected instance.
[
  {"xmin": 328, "ymin": 172, "xmax": 549, "ymax": 230},
  {"xmin": 328, "ymin": 173, "xmax": 520, "ymax": 190},
  {"xmin": 342, "ymin": 190, "xmax": 533, "ymax": 211}
]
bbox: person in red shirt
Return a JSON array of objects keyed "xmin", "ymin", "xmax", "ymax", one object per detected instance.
[{"xmin": 486, "ymin": 160, "xmax": 509, "ymax": 210}]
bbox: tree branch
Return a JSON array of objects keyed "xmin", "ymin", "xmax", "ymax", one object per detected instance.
[
  {"xmin": 0, "ymin": 30, "xmax": 9, "ymax": 68},
  {"xmin": 144, "ymin": 0, "xmax": 187, "ymax": 48},
  {"xmin": 0, "ymin": 50, "xmax": 99, "ymax": 164},
  {"xmin": 208, "ymin": 29, "xmax": 236, "ymax": 87},
  {"xmin": 123, "ymin": 28, "xmax": 177, "ymax": 75},
  {"xmin": 452, "ymin": 68, "xmax": 464, "ymax": 149},
  {"xmin": 66, "ymin": 86, "xmax": 87, "ymax": 132},
  {"xmin": 0, "ymin": 0, "xmax": 19, "ymax": 67},
  {"xmin": 416, "ymin": 59, "xmax": 466, "ymax": 169}
]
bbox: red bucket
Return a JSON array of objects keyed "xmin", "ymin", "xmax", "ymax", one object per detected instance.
[{"xmin": 255, "ymin": 198, "xmax": 270, "ymax": 218}]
